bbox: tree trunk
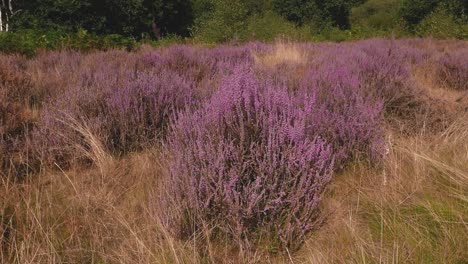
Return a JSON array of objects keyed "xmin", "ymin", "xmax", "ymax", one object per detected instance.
[
  {"xmin": 0, "ymin": 0, "xmax": 4, "ymax": 32},
  {"xmin": 152, "ymin": 20, "xmax": 161, "ymax": 40},
  {"xmin": 0, "ymin": 8, "xmax": 3, "ymax": 32},
  {"xmin": 0, "ymin": 0, "xmax": 13, "ymax": 32},
  {"xmin": 4, "ymin": 11, "xmax": 8, "ymax": 31}
]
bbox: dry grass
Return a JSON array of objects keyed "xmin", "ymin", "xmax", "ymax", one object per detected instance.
[
  {"xmin": 297, "ymin": 116, "xmax": 468, "ymax": 263},
  {"xmin": 1, "ymin": 150, "xmax": 207, "ymax": 264},
  {"xmin": 253, "ymin": 40, "xmax": 308, "ymax": 68},
  {"xmin": 412, "ymin": 57, "xmax": 467, "ymax": 107},
  {"xmin": 0, "ymin": 150, "xmax": 288, "ymax": 263}
]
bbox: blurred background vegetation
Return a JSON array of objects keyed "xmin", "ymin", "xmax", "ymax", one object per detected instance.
[{"xmin": 0, "ymin": 0, "xmax": 467, "ymax": 55}]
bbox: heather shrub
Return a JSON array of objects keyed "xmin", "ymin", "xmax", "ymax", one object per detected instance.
[
  {"xmin": 36, "ymin": 69, "xmax": 195, "ymax": 165},
  {"xmin": 207, "ymin": 45, "xmax": 257, "ymax": 72},
  {"xmin": 166, "ymin": 67, "xmax": 334, "ymax": 251},
  {"xmin": 139, "ymin": 45, "xmax": 229, "ymax": 95},
  {"xmin": 343, "ymin": 40, "xmax": 443, "ymax": 134},
  {"xmin": 144, "ymin": 45, "xmax": 257, "ymax": 82},
  {"xmin": 142, "ymin": 45, "xmax": 261, "ymax": 97},
  {"xmin": 159, "ymin": 45, "xmax": 214, "ymax": 83},
  {"xmin": 0, "ymin": 55, "xmax": 39, "ymax": 178},
  {"xmin": 27, "ymin": 46, "xmax": 262, "ymax": 167},
  {"xmin": 0, "ymin": 55, "xmax": 32, "ymax": 105},
  {"xmin": 359, "ymin": 40, "xmax": 461, "ymax": 132},
  {"xmin": 301, "ymin": 55, "xmax": 384, "ymax": 164},
  {"xmin": 356, "ymin": 41, "xmax": 421, "ymax": 115},
  {"xmin": 436, "ymin": 49, "xmax": 468, "ymax": 90},
  {"xmin": 102, "ymin": 70, "xmax": 195, "ymax": 151}
]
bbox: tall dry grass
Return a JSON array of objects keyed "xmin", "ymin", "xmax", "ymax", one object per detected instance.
[
  {"xmin": 1, "ymin": 150, "xmax": 201, "ymax": 264},
  {"xmin": 297, "ymin": 115, "xmax": 468, "ymax": 263},
  {"xmin": 252, "ymin": 40, "xmax": 308, "ymax": 68}
]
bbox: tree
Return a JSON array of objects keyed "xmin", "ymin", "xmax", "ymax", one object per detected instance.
[
  {"xmin": 400, "ymin": 0, "xmax": 467, "ymax": 30},
  {"xmin": 192, "ymin": 0, "xmax": 250, "ymax": 42},
  {"xmin": 10, "ymin": 0, "xmax": 94, "ymax": 32},
  {"xmin": 143, "ymin": 0, "xmax": 194, "ymax": 37},
  {"xmin": 272, "ymin": 0, "xmax": 361, "ymax": 29},
  {"xmin": 0, "ymin": 0, "xmax": 19, "ymax": 32},
  {"xmin": 191, "ymin": 0, "xmax": 270, "ymax": 42},
  {"xmin": 399, "ymin": 0, "xmax": 439, "ymax": 30},
  {"xmin": 271, "ymin": 0, "xmax": 316, "ymax": 26},
  {"xmin": 9, "ymin": 0, "xmax": 194, "ymax": 38}
]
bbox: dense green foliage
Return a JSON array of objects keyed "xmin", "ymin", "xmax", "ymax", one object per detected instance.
[
  {"xmin": 415, "ymin": 5, "xmax": 468, "ymax": 39},
  {"xmin": 0, "ymin": 0, "xmax": 466, "ymax": 54},
  {"xmin": 350, "ymin": 0, "xmax": 401, "ymax": 30},
  {"xmin": 11, "ymin": 0, "xmax": 193, "ymax": 37},
  {"xmin": 0, "ymin": 29, "xmax": 137, "ymax": 57},
  {"xmin": 272, "ymin": 0, "xmax": 365, "ymax": 29},
  {"xmin": 399, "ymin": 0, "xmax": 467, "ymax": 30}
]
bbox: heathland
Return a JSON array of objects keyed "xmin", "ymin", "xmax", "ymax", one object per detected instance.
[{"xmin": 1, "ymin": 39, "xmax": 467, "ymax": 263}]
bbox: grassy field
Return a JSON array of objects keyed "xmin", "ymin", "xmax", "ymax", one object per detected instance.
[{"xmin": 1, "ymin": 39, "xmax": 467, "ymax": 263}]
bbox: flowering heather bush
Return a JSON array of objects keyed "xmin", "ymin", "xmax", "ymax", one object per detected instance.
[
  {"xmin": 208, "ymin": 44, "xmax": 260, "ymax": 72},
  {"xmin": 36, "ymin": 69, "xmax": 195, "ymax": 165},
  {"xmin": 140, "ymin": 44, "xmax": 260, "ymax": 80},
  {"xmin": 27, "ymin": 46, "xmax": 263, "ymax": 167},
  {"xmin": 138, "ymin": 45, "xmax": 259, "ymax": 100},
  {"xmin": 436, "ymin": 49, "xmax": 468, "ymax": 90},
  {"xmin": 355, "ymin": 42, "xmax": 424, "ymax": 117},
  {"xmin": 0, "ymin": 55, "xmax": 32, "ymax": 105},
  {"xmin": 0, "ymin": 54, "xmax": 38, "ymax": 177},
  {"xmin": 156, "ymin": 45, "xmax": 214, "ymax": 83},
  {"xmin": 308, "ymin": 41, "xmax": 437, "ymax": 134},
  {"xmin": 355, "ymin": 40, "xmax": 464, "ymax": 133},
  {"xmin": 301, "ymin": 60, "xmax": 384, "ymax": 164},
  {"xmin": 166, "ymin": 67, "xmax": 334, "ymax": 250}
]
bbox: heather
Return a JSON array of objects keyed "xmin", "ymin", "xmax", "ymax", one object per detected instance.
[
  {"xmin": 299, "ymin": 47, "xmax": 385, "ymax": 163},
  {"xmin": 36, "ymin": 68, "xmax": 194, "ymax": 164},
  {"xmin": 166, "ymin": 67, "xmax": 334, "ymax": 249},
  {"xmin": 1, "ymin": 39, "xmax": 468, "ymax": 262},
  {"xmin": 436, "ymin": 49, "xmax": 468, "ymax": 90}
]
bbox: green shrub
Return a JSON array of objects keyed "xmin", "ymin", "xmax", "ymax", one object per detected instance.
[
  {"xmin": 416, "ymin": 6, "xmax": 468, "ymax": 39},
  {"xmin": 0, "ymin": 30, "xmax": 44, "ymax": 57},
  {"xmin": 0, "ymin": 29, "xmax": 137, "ymax": 56},
  {"xmin": 241, "ymin": 11, "xmax": 313, "ymax": 42},
  {"xmin": 272, "ymin": 0, "xmax": 361, "ymax": 29},
  {"xmin": 399, "ymin": 0, "xmax": 467, "ymax": 32},
  {"xmin": 192, "ymin": 0, "xmax": 250, "ymax": 43},
  {"xmin": 350, "ymin": 0, "xmax": 400, "ymax": 30},
  {"xmin": 313, "ymin": 26, "xmax": 352, "ymax": 42},
  {"xmin": 149, "ymin": 34, "xmax": 185, "ymax": 47},
  {"xmin": 399, "ymin": 0, "xmax": 440, "ymax": 30}
]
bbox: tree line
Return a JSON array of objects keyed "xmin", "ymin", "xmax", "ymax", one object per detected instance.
[{"xmin": 1, "ymin": 0, "xmax": 464, "ymax": 38}]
